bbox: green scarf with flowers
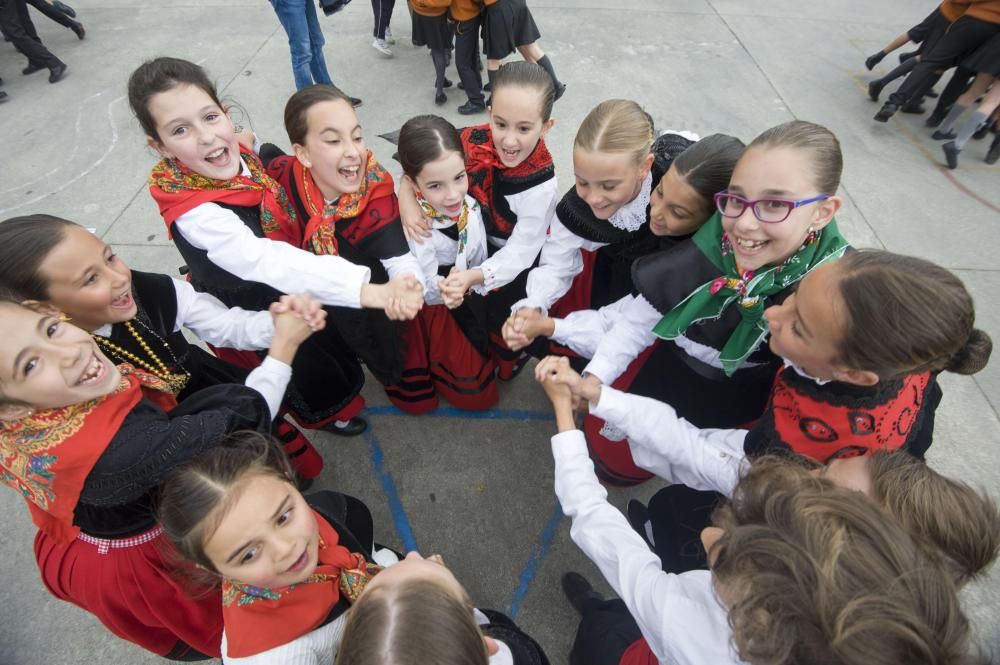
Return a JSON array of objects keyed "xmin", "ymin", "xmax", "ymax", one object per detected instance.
[{"xmin": 651, "ymin": 212, "xmax": 848, "ymax": 376}]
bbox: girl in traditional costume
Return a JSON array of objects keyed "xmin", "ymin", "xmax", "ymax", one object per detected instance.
[
  {"xmin": 157, "ymin": 432, "xmax": 391, "ymax": 664},
  {"xmin": 0, "ymin": 295, "xmax": 320, "ymax": 658},
  {"xmin": 389, "ymin": 114, "xmax": 498, "ymax": 412},
  {"xmin": 578, "ymin": 120, "xmax": 852, "ymax": 485},
  {"xmin": 260, "ymin": 84, "xmax": 435, "ymax": 414},
  {"xmin": 128, "ymin": 56, "xmax": 424, "ymax": 436},
  {"xmin": 0, "ymin": 214, "xmax": 326, "ymax": 479},
  {"xmin": 400, "ymin": 61, "xmax": 559, "ymax": 379}
]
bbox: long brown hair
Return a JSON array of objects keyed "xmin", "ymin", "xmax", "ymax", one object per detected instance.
[
  {"xmin": 336, "ymin": 579, "xmax": 488, "ymax": 665},
  {"xmin": 127, "ymin": 57, "xmax": 225, "ymax": 142},
  {"xmin": 710, "ymin": 459, "xmax": 976, "ymax": 665},
  {"xmin": 834, "ymin": 250, "xmax": 992, "ymax": 379}
]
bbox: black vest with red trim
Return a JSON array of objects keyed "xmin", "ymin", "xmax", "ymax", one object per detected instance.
[{"xmin": 744, "ymin": 366, "xmax": 942, "ymax": 462}]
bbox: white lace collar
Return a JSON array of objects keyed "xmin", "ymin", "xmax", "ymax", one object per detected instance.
[
  {"xmin": 783, "ymin": 359, "xmax": 832, "ymax": 385},
  {"xmin": 608, "ymin": 171, "xmax": 653, "ymax": 232}
]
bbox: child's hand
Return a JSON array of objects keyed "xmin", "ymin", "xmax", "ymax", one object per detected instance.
[
  {"xmin": 534, "ymin": 354, "xmax": 585, "ymax": 399},
  {"xmin": 271, "ymin": 294, "xmax": 326, "ymax": 331},
  {"xmin": 268, "ymin": 295, "xmax": 323, "ymax": 364},
  {"xmin": 503, "ymin": 307, "xmax": 554, "ymax": 351},
  {"xmin": 439, "ymin": 268, "xmax": 484, "ymax": 309},
  {"xmin": 398, "ymin": 177, "xmax": 433, "ymax": 244},
  {"xmin": 535, "ymin": 356, "xmax": 579, "ymax": 431},
  {"xmin": 383, "ymin": 274, "xmax": 425, "ymax": 320}
]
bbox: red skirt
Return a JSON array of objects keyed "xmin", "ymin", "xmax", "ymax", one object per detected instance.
[
  {"xmin": 546, "ymin": 248, "xmax": 599, "ymax": 358},
  {"xmin": 34, "ymin": 527, "xmax": 223, "ymax": 659},
  {"xmin": 386, "ymin": 304, "xmax": 499, "ymax": 414},
  {"xmin": 583, "ymin": 344, "xmax": 657, "ymax": 487}
]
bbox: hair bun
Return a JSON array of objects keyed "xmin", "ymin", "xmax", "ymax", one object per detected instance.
[{"xmin": 946, "ymin": 329, "xmax": 993, "ymax": 375}]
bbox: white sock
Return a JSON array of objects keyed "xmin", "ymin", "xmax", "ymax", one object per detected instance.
[{"xmin": 334, "ymin": 419, "xmax": 351, "ymax": 428}]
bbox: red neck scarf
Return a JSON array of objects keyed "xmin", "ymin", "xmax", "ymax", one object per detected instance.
[
  {"xmin": 148, "ymin": 145, "xmax": 302, "ymax": 246},
  {"xmin": 460, "ymin": 124, "xmax": 554, "ymax": 236},
  {"xmin": 0, "ymin": 365, "xmax": 177, "ymax": 543},
  {"xmin": 220, "ymin": 510, "xmax": 381, "ymax": 657},
  {"xmin": 294, "ymin": 149, "xmax": 394, "ymax": 256}
]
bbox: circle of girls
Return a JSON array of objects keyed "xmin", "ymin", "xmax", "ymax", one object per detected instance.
[{"xmin": 2, "ymin": 42, "xmax": 999, "ymax": 665}]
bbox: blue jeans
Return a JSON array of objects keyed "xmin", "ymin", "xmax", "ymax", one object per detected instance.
[{"xmin": 270, "ymin": 0, "xmax": 334, "ymax": 90}]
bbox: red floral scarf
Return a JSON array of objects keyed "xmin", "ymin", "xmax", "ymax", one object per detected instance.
[
  {"xmin": 0, "ymin": 365, "xmax": 177, "ymax": 543},
  {"xmin": 282, "ymin": 149, "xmax": 395, "ymax": 256},
  {"xmin": 220, "ymin": 510, "xmax": 381, "ymax": 657},
  {"xmin": 460, "ymin": 124, "xmax": 554, "ymax": 237},
  {"xmin": 148, "ymin": 145, "xmax": 302, "ymax": 246}
]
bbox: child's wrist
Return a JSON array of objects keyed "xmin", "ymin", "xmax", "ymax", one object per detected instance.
[{"xmin": 268, "ymin": 336, "xmax": 298, "ymax": 364}]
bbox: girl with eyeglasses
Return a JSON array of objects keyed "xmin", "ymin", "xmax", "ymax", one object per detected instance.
[{"xmin": 568, "ymin": 120, "xmax": 851, "ymax": 486}]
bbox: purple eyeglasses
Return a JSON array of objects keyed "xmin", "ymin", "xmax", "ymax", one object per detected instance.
[{"xmin": 714, "ymin": 191, "xmax": 830, "ymax": 224}]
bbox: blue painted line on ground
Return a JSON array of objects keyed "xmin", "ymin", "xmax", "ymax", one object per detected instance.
[
  {"xmin": 364, "ymin": 428, "xmax": 418, "ymax": 553},
  {"xmin": 509, "ymin": 500, "xmax": 564, "ymax": 618},
  {"xmin": 365, "ymin": 405, "xmax": 554, "ymax": 421}
]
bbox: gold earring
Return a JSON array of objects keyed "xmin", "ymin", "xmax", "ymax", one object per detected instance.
[{"xmin": 58, "ymin": 314, "xmax": 72, "ymax": 322}]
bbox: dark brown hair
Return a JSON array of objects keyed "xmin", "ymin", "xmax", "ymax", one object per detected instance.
[
  {"xmin": 397, "ymin": 114, "xmax": 465, "ymax": 180},
  {"xmin": 157, "ymin": 431, "xmax": 295, "ymax": 582},
  {"xmin": 0, "ymin": 214, "xmax": 79, "ymax": 301},
  {"xmin": 711, "ymin": 458, "xmax": 976, "ymax": 665},
  {"xmin": 834, "ymin": 250, "xmax": 992, "ymax": 379},
  {"xmin": 491, "ymin": 61, "xmax": 556, "ymax": 123},
  {"xmin": 283, "ymin": 84, "xmax": 355, "ymax": 146},
  {"xmin": 747, "ymin": 120, "xmax": 843, "ymax": 194},
  {"xmin": 127, "ymin": 57, "xmax": 225, "ymax": 142},
  {"xmin": 869, "ymin": 451, "xmax": 1000, "ymax": 585},
  {"xmin": 671, "ymin": 133, "xmax": 745, "ymax": 208},
  {"xmin": 336, "ymin": 579, "xmax": 488, "ymax": 665}
]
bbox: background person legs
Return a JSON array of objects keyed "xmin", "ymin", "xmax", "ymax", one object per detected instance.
[
  {"xmin": 454, "ymin": 15, "xmax": 485, "ymax": 113},
  {"xmin": 304, "ymin": 0, "xmax": 333, "ymax": 85},
  {"xmin": 270, "ymin": 0, "xmax": 323, "ymax": 90},
  {"xmin": 0, "ymin": 0, "xmax": 67, "ymax": 83}
]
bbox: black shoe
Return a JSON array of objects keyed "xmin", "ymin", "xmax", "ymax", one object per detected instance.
[
  {"xmin": 864, "ymin": 51, "xmax": 884, "ymax": 71},
  {"xmin": 942, "ymin": 141, "xmax": 960, "ymax": 169},
  {"xmin": 457, "ymin": 100, "xmax": 486, "ymax": 115},
  {"xmin": 931, "ymin": 129, "xmax": 956, "ymax": 141},
  {"xmin": 985, "ymin": 134, "xmax": 1000, "ymax": 165},
  {"xmin": 972, "ymin": 122, "xmax": 993, "ymax": 140},
  {"xmin": 70, "ymin": 20, "xmax": 85, "ymax": 40},
  {"xmin": 22, "ymin": 62, "xmax": 45, "ymax": 76},
  {"xmin": 48, "ymin": 63, "xmax": 68, "ymax": 83},
  {"xmin": 442, "ymin": 78, "xmax": 453, "ymax": 88},
  {"xmin": 901, "ymin": 101, "xmax": 925, "ymax": 114},
  {"xmin": 873, "ymin": 102, "xmax": 898, "ymax": 122},
  {"xmin": 554, "ymin": 82, "xmax": 567, "ymax": 101},
  {"xmin": 899, "ymin": 50, "xmax": 917, "ymax": 63},
  {"xmin": 321, "ymin": 416, "xmax": 368, "ymax": 436},
  {"xmin": 349, "ymin": 96, "xmax": 363, "ymax": 108},
  {"xmin": 867, "ymin": 80, "xmax": 884, "ymax": 102},
  {"xmin": 561, "ymin": 572, "xmax": 604, "ymax": 616},
  {"xmin": 53, "ymin": 0, "xmax": 76, "ymax": 17},
  {"xmin": 925, "ymin": 89, "xmax": 939, "ymax": 98},
  {"xmin": 626, "ymin": 499, "xmax": 653, "ymax": 549},
  {"xmin": 483, "ymin": 81, "xmax": 492, "ymax": 92},
  {"xmin": 925, "ymin": 110, "xmax": 947, "ymax": 128},
  {"xmin": 0, "ymin": 90, "xmax": 8, "ymax": 104},
  {"xmin": 435, "ymin": 90, "xmax": 447, "ymax": 106},
  {"xmin": 457, "ymin": 81, "xmax": 465, "ymax": 90}
]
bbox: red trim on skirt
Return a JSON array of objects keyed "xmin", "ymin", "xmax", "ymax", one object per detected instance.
[
  {"xmin": 34, "ymin": 527, "xmax": 223, "ymax": 658},
  {"xmin": 583, "ymin": 344, "xmax": 658, "ymax": 487},
  {"xmin": 619, "ymin": 637, "xmax": 658, "ymax": 665},
  {"xmin": 386, "ymin": 305, "xmax": 499, "ymax": 413}
]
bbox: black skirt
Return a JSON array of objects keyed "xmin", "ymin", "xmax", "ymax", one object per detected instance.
[
  {"xmin": 964, "ymin": 32, "xmax": 1000, "ymax": 76},
  {"xmin": 483, "ymin": 0, "xmax": 541, "ymax": 59},
  {"xmin": 412, "ymin": 11, "xmax": 453, "ymax": 50}
]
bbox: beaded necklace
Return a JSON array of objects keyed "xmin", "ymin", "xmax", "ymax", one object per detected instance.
[{"xmin": 94, "ymin": 318, "xmax": 190, "ymax": 395}]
